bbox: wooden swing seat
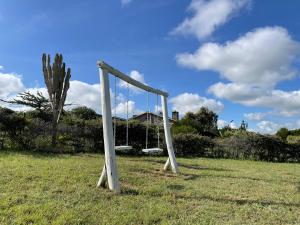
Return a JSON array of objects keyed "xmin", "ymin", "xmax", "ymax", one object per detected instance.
[
  {"xmin": 142, "ymin": 148, "xmax": 163, "ymax": 154},
  {"xmin": 115, "ymin": 145, "xmax": 133, "ymax": 151}
]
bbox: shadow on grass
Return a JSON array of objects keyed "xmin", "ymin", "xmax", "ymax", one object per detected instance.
[
  {"xmin": 179, "ymin": 163, "xmax": 232, "ymax": 172},
  {"xmin": 132, "ymin": 158, "xmax": 297, "ymax": 184},
  {"xmin": 121, "ymin": 188, "xmax": 140, "ymax": 196},
  {"xmin": 174, "ymin": 194, "xmax": 300, "ymax": 208},
  {"xmin": 167, "ymin": 184, "xmax": 185, "ymax": 191},
  {"xmin": 128, "ymin": 167, "xmax": 203, "ymax": 182},
  {"xmin": 199, "ymin": 173, "xmax": 298, "ymax": 184},
  {"xmin": 181, "ymin": 173, "xmax": 201, "ymax": 181},
  {"xmin": 135, "ymin": 158, "xmax": 233, "ymax": 172},
  {"xmin": 128, "ymin": 167, "xmax": 178, "ymax": 179},
  {"xmin": 142, "ymin": 189, "xmax": 300, "ymax": 208}
]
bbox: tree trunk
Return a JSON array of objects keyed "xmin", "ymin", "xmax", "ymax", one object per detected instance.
[{"xmin": 51, "ymin": 116, "xmax": 58, "ymax": 147}]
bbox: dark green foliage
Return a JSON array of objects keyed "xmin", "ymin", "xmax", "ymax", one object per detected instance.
[
  {"xmin": 171, "ymin": 124, "xmax": 198, "ymax": 135},
  {"xmin": 0, "ymin": 106, "xmax": 299, "ymax": 162},
  {"xmin": 173, "ymin": 133, "xmax": 214, "ymax": 156},
  {"xmin": 174, "ymin": 107, "xmax": 218, "ymax": 137},
  {"xmin": 71, "ymin": 106, "xmax": 100, "ymax": 120},
  {"xmin": 25, "ymin": 109, "xmax": 52, "ymax": 122},
  {"xmin": 56, "ymin": 118, "xmax": 103, "ymax": 153},
  {"xmin": 276, "ymin": 127, "xmax": 290, "ymax": 141},
  {"xmin": 0, "ymin": 107, "xmax": 29, "ymax": 149},
  {"xmin": 288, "ymin": 128, "xmax": 300, "ymax": 136},
  {"xmin": 211, "ymin": 132, "xmax": 299, "ymax": 162}
]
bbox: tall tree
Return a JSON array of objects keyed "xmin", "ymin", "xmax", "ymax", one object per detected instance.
[
  {"xmin": 177, "ymin": 107, "xmax": 218, "ymax": 137},
  {"xmin": 276, "ymin": 127, "xmax": 289, "ymax": 141},
  {"xmin": 42, "ymin": 53, "xmax": 71, "ymax": 147}
]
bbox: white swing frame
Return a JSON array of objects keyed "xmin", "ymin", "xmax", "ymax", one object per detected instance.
[{"xmin": 97, "ymin": 60, "xmax": 179, "ymax": 193}]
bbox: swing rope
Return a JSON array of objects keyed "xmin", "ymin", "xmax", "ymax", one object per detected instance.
[
  {"xmin": 114, "ymin": 78, "xmax": 131, "ymax": 151},
  {"xmin": 142, "ymin": 92, "xmax": 163, "ymax": 154},
  {"xmin": 156, "ymin": 94, "xmax": 160, "ymax": 149},
  {"xmin": 114, "ymin": 76, "xmax": 117, "ymax": 147},
  {"xmin": 126, "ymin": 83, "xmax": 129, "ymax": 146},
  {"xmin": 145, "ymin": 92, "xmax": 150, "ymax": 149}
]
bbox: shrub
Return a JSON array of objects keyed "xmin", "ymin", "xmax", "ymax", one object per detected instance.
[
  {"xmin": 70, "ymin": 107, "xmax": 100, "ymax": 120},
  {"xmin": 172, "ymin": 125, "xmax": 197, "ymax": 135},
  {"xmin": 211, "ymin": 132, "xmax": 291, "ymax": 162},
  {"xmin": 287, "ymin": 135, "xmax": 300, "ymax": 144},
  {"xmin": 276, "ymin": 127, "xmax": 290, "ymax": 141},
  {"xmin": 173, "ymin": 133, "xmax": 214, "ymax": 157}
]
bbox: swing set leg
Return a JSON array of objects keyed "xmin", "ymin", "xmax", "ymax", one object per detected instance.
[
  {"xmin": 97, "ymin": 165, "xmax": 107, "ymax": 188},
  {"xmin": 164, "ymin": 158, "xmax": 171, "ymax": 171}
]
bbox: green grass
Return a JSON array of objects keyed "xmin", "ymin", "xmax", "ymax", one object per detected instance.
[{"xmin": 0, "ymin": 152, "xmax": 299, "ymax": 225}]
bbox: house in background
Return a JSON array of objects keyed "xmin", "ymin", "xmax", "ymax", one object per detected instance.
[
  {"xmin": 112, "ymin": 116, "xmax": 126, "ymax": 122},
  {"xmin": 130, "ymin": 111, "xmax": 179, "ymax": 125}
]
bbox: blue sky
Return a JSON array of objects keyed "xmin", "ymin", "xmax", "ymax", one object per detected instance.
[{"xmin": 1, "ymin": 0, "xmax": 300, "ymax": 133}]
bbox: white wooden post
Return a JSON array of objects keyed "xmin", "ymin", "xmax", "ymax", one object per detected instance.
[
  {"xmin": 161, "ymin": 96, "xmax": 179, "ymax": 174},
  {"xmin": 164, "ymin": 158, "xmax": 170, "ymax": 171},
  {"xmin": 97, "ymin": 165, "xmax": 107, "ymax": 187},
  {"xmin": 97, "ymin": 68, "xmax": 120, "ymax": 193}
]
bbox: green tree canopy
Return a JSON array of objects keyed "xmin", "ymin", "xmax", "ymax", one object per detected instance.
[
  {"xmin": 174, "ymin": 107, "xmax": 218, "ymax": 137},
  {"xmin": 276, "ymin": 127, "xmax": 290, "ymax": 141},
  {"xmin": 71, "ymin": 106, "xmax": 100, "ymax": 120}
]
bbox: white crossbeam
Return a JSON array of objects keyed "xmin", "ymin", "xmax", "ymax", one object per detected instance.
[{"xmin": 97, "ymin": 60, "xmax": 169, "ymax": 97}]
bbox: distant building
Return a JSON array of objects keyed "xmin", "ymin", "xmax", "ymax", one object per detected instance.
[
  {"xmin": 112, "ymin": 116, "xmax": 126, "ymax": 122},
  {"xmin": 130, "ymin": 111, "xmax": 179, "ymax": 125},
  {"xmin": 172, "ymin": 111, "xmax": 179, "ymax": 122}
]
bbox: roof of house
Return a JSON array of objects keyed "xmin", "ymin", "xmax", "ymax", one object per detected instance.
[{"xmin": 130, "ymin": 112, "xmax": 173, "ymax": 122}]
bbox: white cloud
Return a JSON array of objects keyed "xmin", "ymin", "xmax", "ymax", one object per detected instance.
[
  {"xmin": 119, "ymin": 70, "xmax": 146, "ymax": 94},
  {"xmin": 208, "ymin": 82, "xmax": 264, "ymax": 102},
  {"xmin": 244, "ymin": 112, "xmax": 266, "ymax": 121},
  {"xmin": 170, "ymin": 92, "xmax": 224, "ymax": 115},
  {"xmin": 66, "ymin": 80, "xmax": 102, "ymax": 112},
  {"xmin": 113, "ymin": 100, "xmax": 141, "ymax": 117},
  {"xmin": 61, "ymin": 81, "xmax": 141, "ymax": 116},
  {"xmin": 209, "ymin": 85, "xmax": 300, "ymax": 116},
  {"xmin": 177, "ymin": 26, "xmax": 299, "ymax": 87},
  {"xmin": 217, "ymin": 119, "xmax": 236, "ymax": 128},
  {"xmin": 121, "ymin": 0, "xmax": 132, "ymax": 6},
  {"xmin": 0, "ymin": 66, "xmax": 4, "ymax": 71},
  {"xmin": 172, "ymin": 0, "xmax": 251, "ymax": 39},
  {"xmin": 0, "ymin": 66, "xmax": 144, "ymax": 117},
  {"xmin": 0, "ymin": 72, "xmax": 25, "ymax": 100},
  {"xmin": 229, "ymin": 121, "xmax": 237, "ymax": 129},
  {"xmin": 256, "ymin": 120, "xmax": 281, "ymax": 134},
  {"xmin": 254, "ymin": 120, "xmax": 300, "ymax": 134},
  {"xmin": 217, "ymin": 119, "xmax": 227, "ymax": 128},
  {"xmin": 8, "ymin": 81, "xmax": 102, "ymax": 112},
  {"xmin": 177, "ymin": 26, "xmax": 300, "ymax": 116}
]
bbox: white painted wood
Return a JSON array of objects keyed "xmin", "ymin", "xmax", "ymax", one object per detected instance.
[
  {"xmin": 98, "ymin": 61, "xmax": 168, "ymax": 97},
  {"xmin": 142, "ymin": 148, "xmax": 163, "ymax": 154},
  {"xmin": 97, "ymin": 165, "xmax": 107, "ymax": 188},
  {"xmin": 115, "ymin": 145, "xmax": 133, "ymax": 151},
  {"xmin": 97, "ymin": 61, "xmax": 179, "ymax": 193},
  {"xmin": 162, "ymin": 96, "xmax": 179, "ymax": 174},
  {"xmin": 164, "ymin": 158, "xmax": 171, "ymax": 171},
  {"xmin": 99, "ymin": 68, "xmax": 120, "ymax": 193}
]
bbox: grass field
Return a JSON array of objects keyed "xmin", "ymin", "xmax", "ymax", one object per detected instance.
[{"xmin": 0, "ymin": 151, "xmax": 299, "ymax": 225}]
